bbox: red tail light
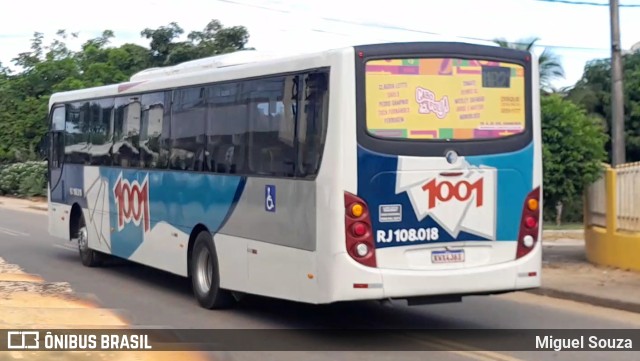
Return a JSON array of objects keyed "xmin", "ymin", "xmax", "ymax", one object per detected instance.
[
  {"xmin": 352, "ymin": 222, "xmax": 367, "ymax": 237},
  {"xmin": 524, "ymin": 216, "xmax": 537, "ymax": 228},
  {"xmin": 516, "ymin": 187, "xmax": 541, "ymax": 259},
  {"xmin": 344, "ymin": 192, "xmax": 376, "ymax": 267}
]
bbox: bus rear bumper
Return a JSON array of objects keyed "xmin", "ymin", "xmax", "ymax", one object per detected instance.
[{"xmin": 330, "ymin": 244, "xmax": 541, "ymax": 303}]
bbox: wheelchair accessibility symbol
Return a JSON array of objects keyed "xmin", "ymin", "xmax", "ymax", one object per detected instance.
[{"xmin": 265, "ymin": 185, "xmax": 276, "ymax": 212}]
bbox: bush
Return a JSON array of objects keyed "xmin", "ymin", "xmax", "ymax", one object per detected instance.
[
  {"xmin": 541, "ymin": 95, "xmax": 608, "ymax": 225},
  {"xmin": 0, "ymin": 161, "xmax": 47, "ymax": 197}
]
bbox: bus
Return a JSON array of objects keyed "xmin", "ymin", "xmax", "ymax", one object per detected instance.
[{"xmin": 46, "ymin": 42, "xmax": 542, "ymax": 309}]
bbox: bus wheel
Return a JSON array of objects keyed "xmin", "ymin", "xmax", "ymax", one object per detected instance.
[
  {"xmin": 77, "ymin": 215, "xmax": 103, "ymax": 267},
  {"xmin": 190, "ymin": 231, "xmax": 235, "ymax": 309}
]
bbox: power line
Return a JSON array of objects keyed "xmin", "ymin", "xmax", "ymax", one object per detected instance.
[
  {"xmin": 532, "ymin": 0, "xmax": 640, "ymax": 7},
  {"xmin": 215, "ymin": 0, "xmax": 612, "ymax": 52},
  {"xmin": 216, "ymin": 0, "xmax": 290, "ymax": 12}
]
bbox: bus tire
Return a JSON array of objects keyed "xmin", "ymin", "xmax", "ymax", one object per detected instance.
[
  {"xmin": 77, "ymin": 215, "xmax": 103, "ymax": 267},
  {"xmin": 190, "ymin": 231, "xmax": 235, "ymax": 309}
]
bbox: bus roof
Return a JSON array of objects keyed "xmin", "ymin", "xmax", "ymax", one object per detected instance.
[
  {"xmin": 48, "ymin": 41, "xmax": 517, "ymax": 109},
  {"xmin": 128, "ymin": 49, "xmax": 295, "ymax": 82},
  {"xmin": 48, "ymin": 46, "xmax": 328, "ymax": 108}
]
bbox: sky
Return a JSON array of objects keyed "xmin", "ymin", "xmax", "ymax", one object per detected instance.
[{"xmin": 1, "ymin": 0, "xmax": 640, "ymax": 90}]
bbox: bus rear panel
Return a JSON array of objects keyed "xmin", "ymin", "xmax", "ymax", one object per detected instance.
[{"xmin": 335, "ymin": 43, "xmax": 542, "ymax": 302}]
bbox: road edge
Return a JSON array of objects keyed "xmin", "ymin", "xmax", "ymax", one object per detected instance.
[
  {"xmin": 28, "ymin": 205, "xmax": 48, "ymax": 211},
  {"xmin": 526, "ymin": 287, "xmax": 640, "ymax": 314},
  {"xmin": 0, "ymin": 257, "xmax": 210, "ymax": 360},
  {"xmin": 0, "ymin": 196, "xmax": 48, "ymax": 213}
]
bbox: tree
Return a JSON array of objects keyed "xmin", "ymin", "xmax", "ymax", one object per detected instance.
[
  {"xmin": 142, "ymin": 20, "xmax": 251, "ymax": 66},
  {"xmin": 141, "ymin": 22, "xmax": 185, "ymax": 66},
  {"xmin": 493, "ymin": 37, "xmax": 565, "ymax": 92},
  {"xmin": 0, "ymin": 19, "xmax": 253, "ymax": 164},
  {"xmin": 567, "ymin": 52, "xmax": 640, "ymax": 162},
  {"xmin": 541, "ymin": 95, "xmax": 608, "ymax": 223}
]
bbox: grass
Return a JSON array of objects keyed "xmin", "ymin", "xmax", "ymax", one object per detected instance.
[{"xmin": 543, "ymin": 222, "xmax": 583, "ymax": 230}]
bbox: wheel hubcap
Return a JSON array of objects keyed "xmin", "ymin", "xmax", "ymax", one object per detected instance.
[
  {"xmin": 78, "ymin": 227, "xmax": 88, "ymax": 252},
  {"xmin": 196, "ymin": 248, "xmax": 213, "ymax": 294}
]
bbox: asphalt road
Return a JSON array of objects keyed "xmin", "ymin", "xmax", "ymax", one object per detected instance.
[{"xmin": 1, "ymin": 206, "xmax": 639, "ymax": 361}]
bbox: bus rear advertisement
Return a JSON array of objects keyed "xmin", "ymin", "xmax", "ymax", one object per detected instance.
[{"xmin": 46, "ymin": 41, "xmax": 542, "ymax": 309}]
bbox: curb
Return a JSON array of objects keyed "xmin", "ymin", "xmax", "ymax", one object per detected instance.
[
  {"xmin": 526, "ymin": 287, "xmax": 640, "ymax": 314},
  {"xmin": 542, "ymin": 230, "xmax": 584, "ymax": 241}
]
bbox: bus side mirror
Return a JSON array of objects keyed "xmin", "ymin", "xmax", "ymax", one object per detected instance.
[{"xmin": 37, "ymin": 132, "xmax": 50, "ymax": 160}]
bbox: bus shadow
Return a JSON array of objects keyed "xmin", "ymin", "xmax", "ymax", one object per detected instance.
[
  {"xmin": 87, "ymin": 255, "xmax": 483, "ymax": 330},
  {"xmin": 53, "ymin": 250, "xmax": 193, "ymax": 300}
]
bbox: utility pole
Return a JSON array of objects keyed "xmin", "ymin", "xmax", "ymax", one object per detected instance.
[{"xmin": 610, "ymin": 0, "xmax": 626, "ymax": 166}]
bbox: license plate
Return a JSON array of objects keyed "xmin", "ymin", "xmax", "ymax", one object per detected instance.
[{"xmin": 431, "ymin": 250, "xmax": 465, "ymax": 263}]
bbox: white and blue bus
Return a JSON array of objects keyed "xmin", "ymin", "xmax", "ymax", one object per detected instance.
[{"xmin": 46, "ymin": 42, "xmax": 542, "ymax": 309}]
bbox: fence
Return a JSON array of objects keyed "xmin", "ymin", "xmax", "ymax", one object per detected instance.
[
  {"xmin": 584, "ymin": 162, "xmax": 640, "ymax": 271},
  {"xmin": 616, "ymin": 163, "xmax": 640, "ymax": 232},
  {"xmin": 585, "ymin": 172, "xmax": 606, "ymax": 228}
]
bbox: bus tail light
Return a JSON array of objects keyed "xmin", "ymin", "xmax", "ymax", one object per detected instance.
[
  {"xmin": 516, "ymin": 187, "xmax": 541, "ymax": 259},
  {"xmin": 352, "ymin": 222, "xmax": 367, "ymax": 237},
  {"xmin": 344, "ymin": 192, "xmax": 376, "ymax": 267}
]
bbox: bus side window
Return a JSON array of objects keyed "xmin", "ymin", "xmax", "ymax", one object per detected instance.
[
  {"xmin": 139, "ymin": 92, "xmax": 170, "ymax": 169},
  {"xmin": 170, "ymin": 87, "xmax": 206, "ymax": 171},
  {"xmin": 206, "ymin": 82, "xmax": 248, "ymax": 174},
  {"xmin": 246, "ymin": 76, "xmax": 296, "ymax": 177},
  {"xmin": 88, "ymin": 98, "xmax": 115, "ymax": 166},
  {"xmin": 113, "ymin": 96, "xmax": 142, "ymax": 168},
  {"xmin": 296, "ymin": 71, "xmax": 329, "ymax": 178},
  {"xmin": 64, "ymin": 102, "xmax": 90, "ymax": 165}
]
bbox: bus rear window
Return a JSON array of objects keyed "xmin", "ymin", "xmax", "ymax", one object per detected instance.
[{"xmin": 365, "ymin": 58, "xmax": 525, "ymax": 140}]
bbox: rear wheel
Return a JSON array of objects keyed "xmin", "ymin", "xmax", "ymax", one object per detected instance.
[
  {"xmin": 77, "ymin": 215, "xmax": 103, "ymax": 267},
  {"xmin": 190, "ymin": 231, "xmax": 235, "ymax": 309}
]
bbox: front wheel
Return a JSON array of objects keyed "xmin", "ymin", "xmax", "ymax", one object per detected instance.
[{"xmin": 190, "ymin": 231, "xmax": 235, "ymax": 309}]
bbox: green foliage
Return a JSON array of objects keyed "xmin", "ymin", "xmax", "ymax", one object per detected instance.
[
  {"xmin": 0, "ymin": 19, "xmax": 251, "ymax": 167},
  {"xmin": 567, "ymin": 51, "xmax": 640, "ymax": 162},
  {"xmin": 541, "ymin": 95, "xmax": 608, "ymax": 219},
  {"xmin": 0, "ymin": 161, "xmax": 47, "ymax": 197},
  {"xmin": 492, "ymin": 37, "xmax": 565, "ymax": 92},
  {"xmin": 142, "ymin": 19, "xmax": 251, "ymax": 66},
  {"xmin": 492, "ymin": 36, "xmax": 597, "ymax": 222}
]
